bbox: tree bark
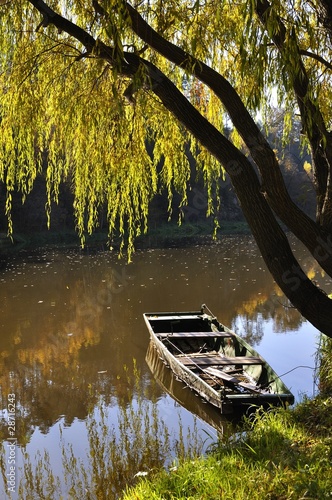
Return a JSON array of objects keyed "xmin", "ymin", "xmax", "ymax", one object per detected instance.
[
  {"xmin": 255, "ymin": 0, "xmax": 332, "ymax": 232},
  {"xmin": 317, "ymin": 0, "xmax": 332, "ymax": 44}
]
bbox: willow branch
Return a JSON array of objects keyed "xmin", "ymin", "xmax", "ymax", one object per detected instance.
[{"xmin": 300, "ymin": 49, "xmax": 332, "ymax": 71}]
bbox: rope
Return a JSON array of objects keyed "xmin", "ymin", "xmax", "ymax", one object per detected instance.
[
  {"xmin": 262, "ymin": 365, "xmax": 315, "ymax": 389},
  {"xmin": 161, "ymin": 334, "xmax": 254, "ymax": 395}
]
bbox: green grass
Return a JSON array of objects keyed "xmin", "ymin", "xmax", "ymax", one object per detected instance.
[
  {"xmin": 123, "ymin": 403, "xmax": 332, "ymax": 499},
  {"xmin": 137, "ymin": 220, "xmax": 250, "ymax": 249},
  {"xmin": 0, "ymin": 220, "xmax": 251, "ymax": 258},
  {"xmin": 317, "ymin": 333, "xmax": 332, "ymax": 397},
  {"xmin": 123, "ymin": 336, "xmax": 332, "ymax": 500}
]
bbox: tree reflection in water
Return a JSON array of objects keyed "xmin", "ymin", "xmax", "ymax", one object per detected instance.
[{"xmin": 1, "ymin": 363, "xmax": 205, "ymax": 500}]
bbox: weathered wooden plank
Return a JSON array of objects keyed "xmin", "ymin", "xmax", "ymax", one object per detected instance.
[
  {"xmin": 147, "ymin": 314, "xmax": 201, "ymax": 321},
  {"xmin": 157, "ymin": 331, "xmax": 232, "ymax": 338},
  {"xmin": 204, "ymin": 367, "xmax": 263, "ymax": 393},
  {"xmin": 177, "ymin": 354, "xmax": 263, "ymax": 366}
]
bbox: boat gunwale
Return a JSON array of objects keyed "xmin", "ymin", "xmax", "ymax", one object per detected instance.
[
  {"xmin": 144, "ymin": 315, "xmax": 223, "ymax": 407},
  {"xmin": 143, "ymin": 311, "xmax": 295, "ymax": 410}
]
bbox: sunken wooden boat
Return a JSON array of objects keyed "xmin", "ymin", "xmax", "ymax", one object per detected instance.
[{"xmin": 143, "ymin": 305, "xmax": 294, "ymax": 414}]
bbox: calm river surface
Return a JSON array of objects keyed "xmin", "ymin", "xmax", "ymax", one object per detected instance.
[{"xmin": 0, "ymin": 235, "xmax": 330, "ymax": 498}]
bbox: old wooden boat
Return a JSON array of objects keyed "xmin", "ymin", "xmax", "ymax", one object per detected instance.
[{"xmin": 143, "ymin": 305, "xmax": 294, "ymax": 414}]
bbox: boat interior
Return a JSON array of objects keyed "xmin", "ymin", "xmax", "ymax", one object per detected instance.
[{"xmin": 147, "ymin": 314, "xmax": 273, "ymax": 396}]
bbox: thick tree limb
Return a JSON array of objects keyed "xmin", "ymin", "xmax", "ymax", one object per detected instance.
[
  {"xmin": 30, "ymin": 0, "xmax": 96, "ymax": 52},
  {"xmin": 317, "ymin": 0, "xmax": 332, "ymax": 44},
  {"xmin": 255, "ymin": 0, "xmax": 332, "ymax": 230},
  {"xmin": 300, "ymin": 49, "xmax": 332, "ymax": 72}
]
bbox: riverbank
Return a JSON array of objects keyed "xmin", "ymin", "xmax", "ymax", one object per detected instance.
[
  {"xmin": 0, "ymin": 220, "xmax": 250, "ymax": 256},
  {"xmin": 123, "ymin": 336, "xmax": 332, "ymax": 500}
]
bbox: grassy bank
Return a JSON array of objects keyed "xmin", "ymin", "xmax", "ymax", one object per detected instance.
[
  {"xmin": 0, "ymin": 220, "xmax": 250, "ymax": 256},
  {"xmin": 138, "ymin": 220, "xmax": 250, "ymax": 248},
  {"xmin": 123, "ymin": 337, "xmax": 332, "ymax": 500}
]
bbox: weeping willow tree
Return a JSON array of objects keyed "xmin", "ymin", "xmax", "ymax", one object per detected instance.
[{"xmin": 0, "ymin": 0, "xmax": 332, "ymax": 336}]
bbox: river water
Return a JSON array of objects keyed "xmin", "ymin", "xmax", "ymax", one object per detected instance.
[{"xmin": 0, "ymin": 235, "xmax": 330, "ymax": 498}]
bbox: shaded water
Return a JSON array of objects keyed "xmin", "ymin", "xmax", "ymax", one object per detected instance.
[{"xmin": 0, "ymin": 235, "xmax": 330, "ymax": 498}]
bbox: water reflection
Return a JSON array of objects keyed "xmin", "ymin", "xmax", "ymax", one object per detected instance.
[
  {"xmin": 145, "ymin": 341, "xmax": 237, "ymax": 435},
  {"xmin": 0, "ymin": 235, "xmax": 330, "ymax": 497}
]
